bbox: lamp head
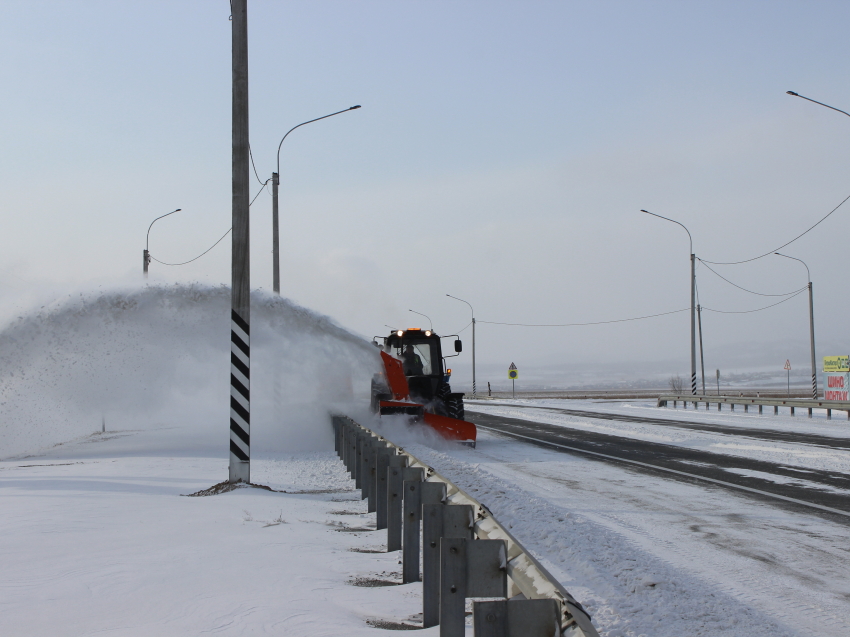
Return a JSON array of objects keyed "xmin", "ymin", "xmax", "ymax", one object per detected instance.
[
  {"xmin": 786, "ymin": 91, "xmax": 799, "ymax": 96},
  {"xmin": 350, "ymin": 105, "xmax": 361, "ymax": 110}
]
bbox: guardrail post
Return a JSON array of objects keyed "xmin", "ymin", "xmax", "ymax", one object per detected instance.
[
  {"xmin": 759, "ymin": 405, "xmax": 763, "ymax": 414},
  {"xmin": 376, "ymin": 448, "xmax": 393, "ymax": 530},
  {"xmin": 473, "ymin": 599, "xmax": 560, "ymax": 637},
  {"xmin": 366, "ymin": 441, "xmax": 385, "ymax": 512},
  {"xmin": 355, "ymin": 432, "xmax": 364, "ymax": 489},
  {"xmin": 827, "ymin": 408, "xmax": 832, "ymax": 420},
  {"xmin": 359, "ymin": 433, "xmax": 374, "ymax": 499},
  {"xmin": 774, "ymin": 405, "xmax": 778, "ymax": 414},
  {"xmin": 791, "ymin": 406, "xmax": 795, "ymax": 416},
  {"xmin": 440, "ymin": 537, "xmax": 507, "ymax": 636},
  {"xmin": 744, "ymin": 404, "xmax": 748, "ymax": 413},
  {"xmin": 808, "ymin": 407, "xmax": 813, "ymax": 418},
  {"xmin": 387, "ymin": 456, "xmax": 409, "ymax": 551},
  {"xmin": 422, "ymin": 487, "xmax": 463, "ymax": 628},
  {"xmin": 402, "ymin": 467, "xmax": 425, "ymax": 583},
  {"xmin": 345, "ymin": 422, "xmax": 356, "ymax": 474}
]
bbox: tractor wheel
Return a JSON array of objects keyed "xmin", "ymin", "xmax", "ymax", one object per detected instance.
[{"xmin": 447, "ymin": 396, "xmax": 465, "ymax": 421}]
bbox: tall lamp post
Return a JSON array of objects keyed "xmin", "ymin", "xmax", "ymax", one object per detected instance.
[
  {"xmin": 641, "ymin": 210, "xmax": 697, "ymax": 396},
  {"xmin": 409, "ymin": 309, "xmax": 433, "ymax": 331},
  {"xmin": 775, "ymin": 253, "xmax": 818, "ymax": 399},
  {"xmin": 144, "ymin": 208, "xmax": 181, "ymax": 277},
  {"xmin": 447, "ymin": 294, "xmax": 476, "ymax": 398},
  {"xmin": 272, "ymin": 105, "xmax": 361, "ymax": 294}
]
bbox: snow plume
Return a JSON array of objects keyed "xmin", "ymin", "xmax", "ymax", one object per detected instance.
[{"xmin": 0, "ymin": 284, "xmax": 381, "ymax": 459}]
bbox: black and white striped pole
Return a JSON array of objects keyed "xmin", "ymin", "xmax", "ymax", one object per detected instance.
[{"xmin": 229, "ymin": 0, "xmax": 251, "ymax": 484}]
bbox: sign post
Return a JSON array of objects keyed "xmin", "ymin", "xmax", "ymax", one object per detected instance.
[
  {"xmin": 784, "ymin": 360, "xmax": 791, "ymax": 397},
  {"xmin": 715, "ymin": 369, "xmax": 720, "ymax": 396},
  {"xmin": 229, "ymin": 0, "xmax": 251, "ymax": 484},
  {"xmin": 508, "ymin": 363, "xmax": 518, "ymax": 399}
]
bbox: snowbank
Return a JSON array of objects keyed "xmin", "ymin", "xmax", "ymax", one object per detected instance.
[{"xmin": 0, "ymin": 284, "xmax": 381, "ymax": 459}]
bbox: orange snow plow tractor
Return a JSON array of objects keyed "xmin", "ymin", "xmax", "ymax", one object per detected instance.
[{"xmin": 371, "ymin": 329, "xmax": 476, "ymax": 445}]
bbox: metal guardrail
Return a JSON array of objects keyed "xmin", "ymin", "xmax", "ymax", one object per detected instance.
[
  {"xmin": 332, "ymin": 414, "xmax": 598, "ymax": 637},
  {"xmin": 658, "ymin": 394, "xmax": 850, "ymax": 418}
]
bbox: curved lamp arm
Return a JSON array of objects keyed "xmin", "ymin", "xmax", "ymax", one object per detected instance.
[
  {"xmin": 787, "ymin": 91, "xmax": 850, "ymax": 119},
  {"xmin": 276, "ymin": 105, "xmax": 361, "ymax": 175},
  {"xmin": 147, "ymin": 209, "xmax": 182, "ymax": 252},
  {"xmin": 641, "ymin": 209, "xmax": 693, "ymax": 254},
  {"xmin": 446, "ymin": 294, "xmax": 474, "ymax": 319},
  {"xmin": 775, "ymin": 252, "xmax": 811, "ymax": 283}
]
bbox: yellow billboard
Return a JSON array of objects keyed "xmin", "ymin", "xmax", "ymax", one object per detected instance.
[{"xmin": 823, "ymin": 356, "xmax": 849, "ymax": 372}]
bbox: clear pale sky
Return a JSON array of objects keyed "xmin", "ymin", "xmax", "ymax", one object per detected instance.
[{"xmin": 2, "ymin": 1, "xmax": 849, "ymax": 389}]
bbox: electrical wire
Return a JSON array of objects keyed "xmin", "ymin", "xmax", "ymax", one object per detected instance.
[
  {"xmin": 148, "ymin": 185, "xmax": 266, "ymax": 268},
  {"xmin": 248, "ymin": 145, "xmax": 267, "ymax": 186},
  {"xmin": 700, "ymin": 191, "xmax": 850, "ymax": 265},
  {"xmin": 455, "ymin": 320, "xmax": 473, "ymax": 335},
  {"xmin": 149, "ymin": 228, "xmax": 232, "ymax": 266},
  {"xmin": 698, "ymin": 259, "xmax": 807, "ymax": 297},
  {"xmin": 250, "ymin": 182, "xmax": 267, "ymax": 206},
  {"xmin": 702, "ymin": 288, "xmax": 807, "ymax": 314},
  {"xmin": 477, "ymin": 307, "xmax": 690, "ymax": 327}
]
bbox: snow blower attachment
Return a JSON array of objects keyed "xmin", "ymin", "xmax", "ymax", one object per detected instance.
[{"xmin": 371, "ymin": 329, "xmax": 477, "ymax": 445}]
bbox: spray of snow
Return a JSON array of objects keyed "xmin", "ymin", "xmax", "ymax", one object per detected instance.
[{"xmin": 0, "ymin": 284, "xmax": 382, "ymax": 459}]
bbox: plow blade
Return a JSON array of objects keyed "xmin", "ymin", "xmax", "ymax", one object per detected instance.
[{"xmin": 422, "ymin": 412, "xmax": 477, "ymax": 444}]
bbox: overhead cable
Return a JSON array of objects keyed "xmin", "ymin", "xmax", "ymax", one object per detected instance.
[
  {"xmin": 700, "ymin": 191, "xmax": 850, "ymax": 265},
  {"xmin": 702, "ymin": 288, "xmax": 807, "ymax": 314},
  {"xmin": 698, "ymin": 259, "xmax": 807, "ymax": 297},
  {"xmin": 477, "ymin": 307, "xmax": 690, "ymax": 327},
  {"xmin": 249, "ymin": 145, "xmax": 268, "ymax": 186},
  {"xmin": 150, "ymin": 228, "xmax": 232, "ymax": 266},
  {"xmin": 149, "ymin": 185, "xmax": 265, "ymax": 267}
]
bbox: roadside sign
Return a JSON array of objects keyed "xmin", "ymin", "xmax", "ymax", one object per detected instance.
[
  {"xmin": 824, "ymin": 372, "xmax": 850, "ymax": 401},
  {"xmin": 508, "ymin": 362, "xmax": 518, "ymax": 380},
  {"xmin": 784, "ymin": 360, "xmax": 791, "ymax": 371},
  {"xmin": 823, "ymin": 356, "xmax": 850, "ymax": 373}
]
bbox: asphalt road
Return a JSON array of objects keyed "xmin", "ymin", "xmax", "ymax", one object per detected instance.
[
  {"xmin": 465, "ymin": 407, "xmax": 850, "ymax": 520},
  {"xmin": 466, "ymin": 401, "xmax": 850, "ymax": 450}
]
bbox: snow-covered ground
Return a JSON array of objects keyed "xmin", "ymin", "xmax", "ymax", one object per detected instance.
[
  {"xmin": 3, "ymin": 290, "xmax": 849, "ymax": 635},
  {"xmin": 5, "ymin": 414, "xmax": 848, "ymax": 637},
  {"xmin": 0, "ymin": 426, "xmax": 432, "ymax": 636}
]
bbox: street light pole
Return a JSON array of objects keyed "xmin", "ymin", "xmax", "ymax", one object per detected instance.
[
  {"xmin": 272, "ymin": 105, "xmax": 361, "ymax": 295},
  {"xmin": 409, "ymin": 309, "xmax": 433, "ymax": 331},
  {"xmin": 144, "ymin": 208, "xmax": 181, "ymax": 277},
  {"xmin": 641, "ymin": 210, "xmax": 697, "ymax": 396},
  {"xmin": 447, "ymin": 294, "xmax": 476, "ymax": 398},
  {"xmin": 697, "ymin": 304, "xmax": 706, "ymax": 395},
  {"xmin": 775, "ymin": 252, "xmax": 818, "ymax": 399}
]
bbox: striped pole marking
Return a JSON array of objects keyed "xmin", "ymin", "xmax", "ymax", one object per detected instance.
[{"xmin": 230, "ymin": 309, "xmax": 250, "ymax": 482}]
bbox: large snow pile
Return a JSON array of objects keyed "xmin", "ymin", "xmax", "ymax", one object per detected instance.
[{"xmin": 0, "ymin": 284, "xmax": 381, "ymax": 459}]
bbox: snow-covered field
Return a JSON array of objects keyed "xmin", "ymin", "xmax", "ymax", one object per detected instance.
[
  {"xmin": 4, "ymin": 412, "xmax": 849, "ymax": 636},
  {"xmin": 0, "ymin": 427, "xmax": 430, "ymax": 636},
  {"xmin": 3, "ymin": 289, "xmax": 849, "ymax": 636}
]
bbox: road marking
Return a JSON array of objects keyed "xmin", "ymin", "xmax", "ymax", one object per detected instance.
[{"xmin": 475, "ymin": 424, "xmax": 850, "ymax": 519}]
